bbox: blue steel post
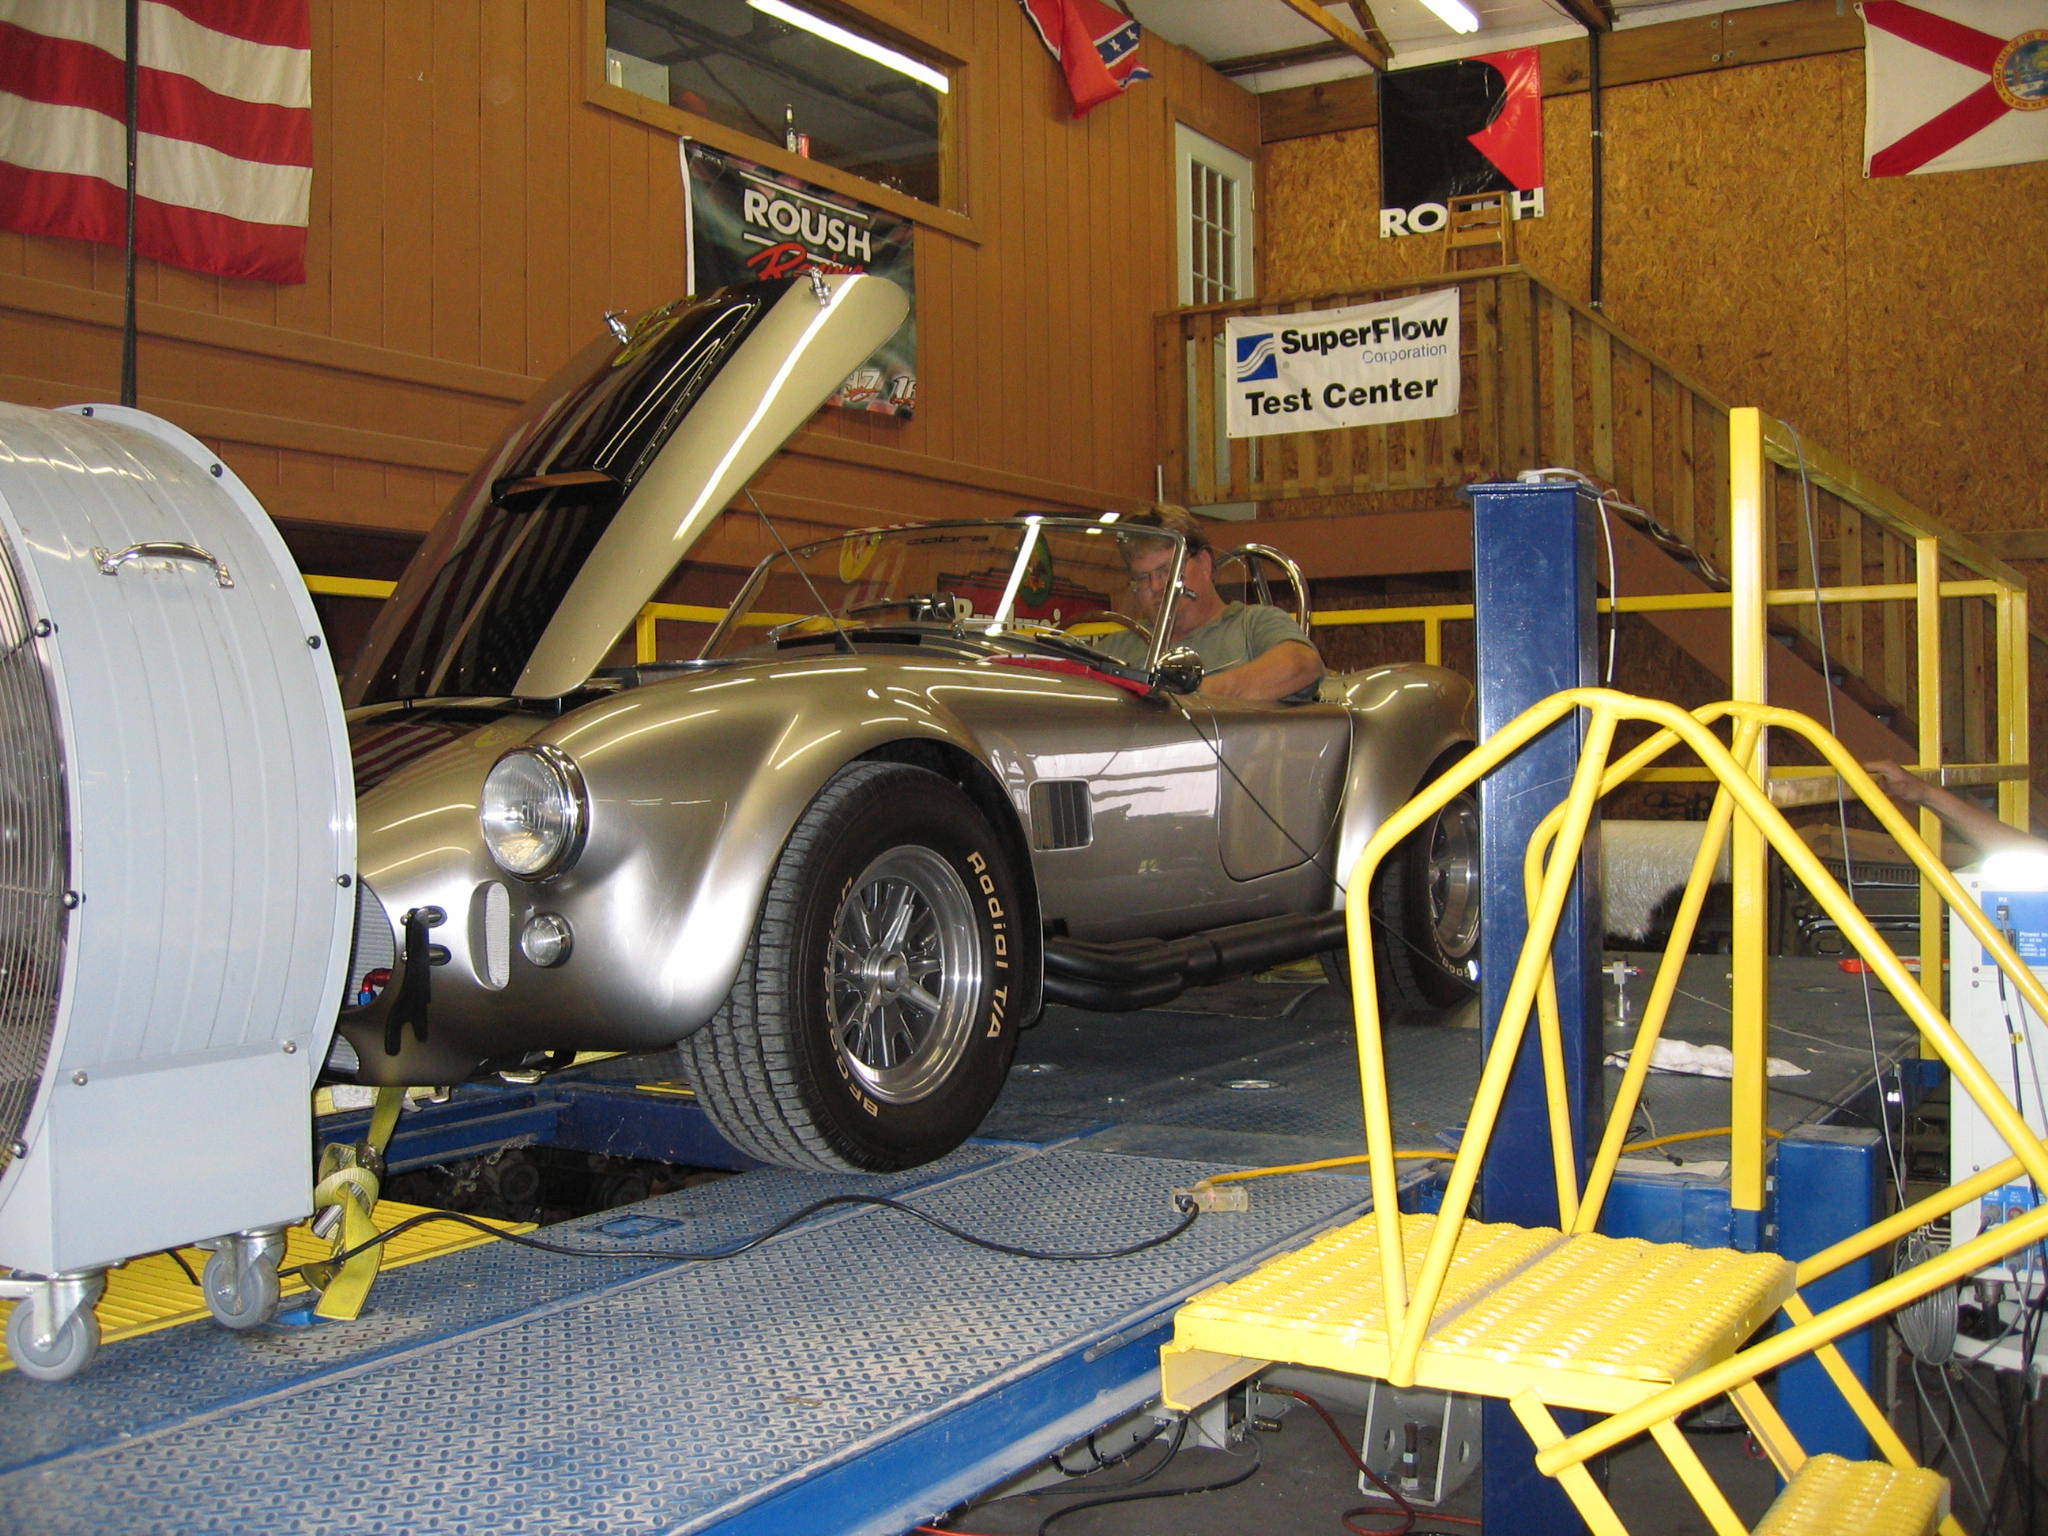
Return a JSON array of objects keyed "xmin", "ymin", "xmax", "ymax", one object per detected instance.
[
  {"xmin": 1773, "ymin": 1126, "xmax": 1882, "ymax": 1459},
  {"xmin": 1470, "ymin": 480, "xmax": 1606, "ymax": 1536}
]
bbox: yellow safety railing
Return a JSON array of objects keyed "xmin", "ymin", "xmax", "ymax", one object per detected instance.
[
  {"xmin": 1333, "ymin": 685, "xmax": 2048, "ymax": 1533},
  {"xmin": 1347, "ymin": 688, "xmax": 2048, "ymax": 1363}
]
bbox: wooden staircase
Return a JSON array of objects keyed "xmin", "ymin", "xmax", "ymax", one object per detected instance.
[
  {"xmin": 1159, "ymin": 688, "xmax": 2048, "ymax": 1536},
  {"xmin": 1157, "ymin": 270, "xmax": 2038, "ymax": 828}
]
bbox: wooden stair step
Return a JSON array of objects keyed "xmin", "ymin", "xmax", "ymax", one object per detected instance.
[
  {"xmin": 1163, "ymin": 1213, "xmax": 1794, "ymax": 1414},
  {"xmin": 1753, "ymin": 1454, "xmax": 1948, "ymax": 1536}
]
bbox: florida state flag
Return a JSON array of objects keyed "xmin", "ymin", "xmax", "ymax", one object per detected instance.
[
  {"xmin": 1861, "ymin": 1, "xmax": 2048, "ymax": 177},
  {"xmin": 1018, "ymin": 0, "xmax": 1150, "ymax": 116}
]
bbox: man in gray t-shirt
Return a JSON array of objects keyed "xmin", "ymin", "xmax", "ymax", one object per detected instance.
[{"xmin": 1095, "ymin": 504, "xmax": 1323, "ymax": 703}]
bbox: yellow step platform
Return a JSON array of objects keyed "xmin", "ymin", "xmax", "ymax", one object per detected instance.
[
  {"xmin": 1753, "ymin": 1454, "xmax": 1948, "ymax": 1536},
  {"xmin": 1162, "ymin": 1212, "xmax": 1794, "ymax": 1415},
  {"xmin": 1, "ymin": 1201, "xmax": 530, "ymax": 1370}
]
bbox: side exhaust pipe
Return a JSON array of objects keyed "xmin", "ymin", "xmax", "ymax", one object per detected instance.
[{"xmin": 1041, "ymin": 910, "xmax": 1347, "ymax": 1011}]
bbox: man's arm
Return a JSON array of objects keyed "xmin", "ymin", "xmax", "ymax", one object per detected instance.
[
  {"xmin": 1864, "ymin": 760, "xmax": 2040, "ymax": 857},
  {"xmin": 1201, "ymin": 638, "xmax": 1323, "ymax": 701}
]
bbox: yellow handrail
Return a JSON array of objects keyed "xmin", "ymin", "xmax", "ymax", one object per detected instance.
[
  {"xmin": 1341, "ymin": 686, "xmax": 2048, "ymax": 1395},
  {"xmin": 1536, "ymin": 1201, "xmax": 2048, "ymax": 1478}
]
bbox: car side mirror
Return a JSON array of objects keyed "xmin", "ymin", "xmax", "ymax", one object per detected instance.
[{"xmin": 1151, "ymin": 647, "xmax": 1204, "ymax": 696}]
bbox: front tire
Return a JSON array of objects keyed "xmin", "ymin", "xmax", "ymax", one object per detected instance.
[{"xmin": 678, "ymin": 762, "xmax": 1025, "ymax": 1172}]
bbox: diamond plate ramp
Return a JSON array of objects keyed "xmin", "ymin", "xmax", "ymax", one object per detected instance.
[{"xmin": 0, "ymin": 1145, "xmax": 1378, "ymax": 1536}]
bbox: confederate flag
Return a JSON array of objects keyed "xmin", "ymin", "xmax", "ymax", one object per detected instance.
[
  {"xmin": 0, "ymin": 0, "xmax": 312, "ymax": 283},
  {"xmin": 1860, "ymin": 0, "xmax": 2048, "ymax": 177},
  {"xmin": 1019, "ymin": 0, "xmax": 1150, "ymax": 117}
]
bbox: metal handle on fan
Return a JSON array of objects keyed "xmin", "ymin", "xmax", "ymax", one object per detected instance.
[{"xmin": 91, "ymin": 542, "xmax": 235, "ymax": 588}]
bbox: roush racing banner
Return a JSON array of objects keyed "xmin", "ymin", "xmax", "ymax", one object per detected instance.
[
  {"xmin": 1379, "ymin": 48, "xmax": 1544, "ymax": 239},
  {"xmin": 684, "ymin": 140, "xmax": 918, "ymax": 418},
  {"xmin": 1223, "ymin": 289, "xmax": 1460, "ymax": 440}
]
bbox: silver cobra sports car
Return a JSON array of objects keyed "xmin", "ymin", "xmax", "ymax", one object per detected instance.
[{"xmin": 333, "ymin": 271, "xmax": 1477, "ymax": 1172}]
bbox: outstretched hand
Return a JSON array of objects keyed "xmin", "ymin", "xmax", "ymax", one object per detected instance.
[{"xmin": 1861, "ymin": 759, "xmax": 1927, "ymax": 807}]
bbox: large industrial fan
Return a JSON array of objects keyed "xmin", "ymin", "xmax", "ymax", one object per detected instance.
[{"xmin": 0, "ymin": 403, "xmax": 354, "ymax": 1379}]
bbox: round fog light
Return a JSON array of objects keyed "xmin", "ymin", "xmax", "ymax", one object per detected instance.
[{"xmin": 520, "ymin": 912, "xmax": 573, "ymax": 967}]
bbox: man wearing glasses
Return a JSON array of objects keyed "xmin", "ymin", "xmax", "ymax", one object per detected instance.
[{"xmin": 1103, "ymin": 503, "xmax": 1323, "ymax": 703}]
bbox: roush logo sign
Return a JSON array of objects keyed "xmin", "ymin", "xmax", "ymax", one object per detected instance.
[
  {"xmin": 1223, "ymin": 289, "xmax": 1460, "ymax": 440},
  {"xmin": 684, "ymin": 140, "xmax": 918, "ymax": 418}
]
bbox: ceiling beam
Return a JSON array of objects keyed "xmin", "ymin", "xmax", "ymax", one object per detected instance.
[
  {"xmin": 1549, "ymin": 0, "xmax": 1615, "ymax": 32},
  {"xmin": 1213, "ymin": 40, "xmax": 1352, "ymax": 77},
  {"xmin": 1273, "ymin": 0, "xmax": 1389, "ymax": 73}
]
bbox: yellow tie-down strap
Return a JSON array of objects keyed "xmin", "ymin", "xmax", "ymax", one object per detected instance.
[{"xmin": 0, "ymin": 1200, "xmax": 532, "ymax": 1371}]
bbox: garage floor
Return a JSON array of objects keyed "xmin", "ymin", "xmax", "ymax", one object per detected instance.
[{"xmin": 0, "ymin": 954, "xmax": 2008, "ymax": 1536}]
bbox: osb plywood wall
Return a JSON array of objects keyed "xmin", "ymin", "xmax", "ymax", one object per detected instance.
[
  {"xmin": 0, "ymin": 0, "xmax": 1254, "ymax": 554},
  {"xmin": 1260, "ymin": 50, "xmax": 2048, "ymax": 561}
]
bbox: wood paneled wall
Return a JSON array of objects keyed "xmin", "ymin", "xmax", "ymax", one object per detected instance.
[
  {"xmin": 0, "ymin": 1, "xmax": 1257, "ymax": 555},
  {"xmin": 1257, "ymin": 29, "xmax": 2048, "ymax": 613}
]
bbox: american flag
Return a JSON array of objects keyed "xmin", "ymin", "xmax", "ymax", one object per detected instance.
[{"xmin": 0, "ymin": 0, "xmax": 311, "ymax": 283}]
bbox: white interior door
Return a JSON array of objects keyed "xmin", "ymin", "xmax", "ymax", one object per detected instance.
[{"xmin": 1175, "ymin": 125, "xmax": 1256, "ymax": 519}]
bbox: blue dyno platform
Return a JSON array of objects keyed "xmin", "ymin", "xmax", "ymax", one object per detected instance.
[
  {"xmin": 0, "ymin": 959, "xmax": 1916, "ymax": 1535},
  {"xmin": 0, "ymin": 1139, "xmax": 1384, "ymax": 1536}
]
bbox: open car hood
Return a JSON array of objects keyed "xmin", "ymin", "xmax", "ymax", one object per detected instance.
[{"xmin": 346, "ymin": 272, "xmax": 908, "ymax": 706}]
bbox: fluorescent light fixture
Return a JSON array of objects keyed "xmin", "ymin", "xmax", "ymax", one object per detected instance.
[
  {"xmin": 748, "ymin": 0, "xmax": 949, "ymax": 93},
  {"xmin": 1415, "ymin": 0, "xmax": 1482, "ymax": 34}
]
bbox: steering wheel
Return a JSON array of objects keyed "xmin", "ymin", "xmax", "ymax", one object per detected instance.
[{"xmin": 1067, "ymin": 609, "xmax": 1155, "ymax": 648}]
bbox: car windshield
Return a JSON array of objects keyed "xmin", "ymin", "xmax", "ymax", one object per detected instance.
[{"xmin": 701, "ymin": 518, "xmax": 1182, "ymax": 665}]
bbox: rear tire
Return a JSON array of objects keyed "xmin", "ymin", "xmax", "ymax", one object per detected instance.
[
  {"xmin": 677, "ymin": 762, "xmax": 1024, "ymax": 1172},
  {"xmin": 1324, "ymin": 751, "xmax": 1481, "ymax": 1014}
]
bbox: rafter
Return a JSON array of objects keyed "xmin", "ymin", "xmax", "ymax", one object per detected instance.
[
  {"xmin": 1550, "ymin": 0, "xmax": 1614, "ymax": 32},
  {"xmin": 1273, "ymin": 0, "xmax": 1389, "ymax": 74}
]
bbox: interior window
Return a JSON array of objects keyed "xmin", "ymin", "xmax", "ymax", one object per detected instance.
[{"xmin": 604, "ymin": 0, "xmax": 946, "ymax": 205}]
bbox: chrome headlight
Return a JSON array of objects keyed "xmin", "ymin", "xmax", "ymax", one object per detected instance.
[{"xmin": 480, "ymin": 745, "xmax": 587, "ymax": 879}]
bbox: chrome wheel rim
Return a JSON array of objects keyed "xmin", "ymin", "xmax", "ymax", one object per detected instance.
[
  {"xmin": 826, "ymin": 847, "xmax": 982, "ymax": 1103},
  {"xmin": 1427, "ymin": 793, "xmax": 1481, "ymax": 968}
]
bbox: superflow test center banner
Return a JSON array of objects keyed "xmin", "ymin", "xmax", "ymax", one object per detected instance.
[{"xmin": 1223, "ymin": 289, "xmax": 1460, "ymax": 439}]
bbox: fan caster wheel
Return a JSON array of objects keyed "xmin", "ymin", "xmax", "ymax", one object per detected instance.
[
  {"xmin": 203, "ymin": 1245, "xmax": 284, "ymax": 1331},
  {"xmin": 7, "ymin": 1298, "xmax": 100, "ymax": 1382}
]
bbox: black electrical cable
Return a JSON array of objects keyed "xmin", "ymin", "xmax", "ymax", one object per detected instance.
[
  {"xmin": 1048, "ymin": 1415, "xmax": 1173, "ymax": 1478},
  {"xmin": 1956, "ymin": 1360, "xmax": 2048, "ymax": 1511},
  {"xmin": 1168, "ymin": 693, "xmax": 1467, "ymax": 986},
  {"xmin": 1587, "ymin": 24, "xmax": 1604, "ymax": 314},
  {"xmin": 1980, "ymin": 1370, "xmax": 2024, "ymax": 1536},
  {"xmin": 944, "ymin": 1410, "xmax": 1187, "ymax": 1530},
  {"xmin": 291, "ymin": 1191, "xmax": 1201, "ymax": 1284},
  {"xmin": 1170, "ymin": 695, "xmax": 1341, "ymax": 889},
  {"xmin": 1268, "ymin": 1385, "xmax": 1420, "ymax": 1536},
  {"xmin": 1034, "ymin": 1419, "xmax": 1261, "ymax": 1536}
]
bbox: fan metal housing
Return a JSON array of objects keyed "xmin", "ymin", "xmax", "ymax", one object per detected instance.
[{"xmin": 0, "ymin": 403, "xmax": 353, "ymax": 1276}]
